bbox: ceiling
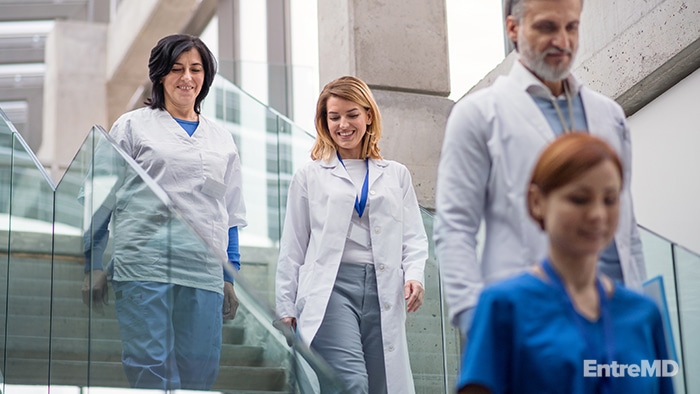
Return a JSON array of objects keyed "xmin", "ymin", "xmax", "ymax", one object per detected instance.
[{"xmin": 0, "ymin": 0, "xmax": 111, "ymax": 150}]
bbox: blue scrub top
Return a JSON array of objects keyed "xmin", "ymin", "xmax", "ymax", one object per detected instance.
[{"xmin": 458, "ymin": 273, "xmax": 674, "ymax": 394}]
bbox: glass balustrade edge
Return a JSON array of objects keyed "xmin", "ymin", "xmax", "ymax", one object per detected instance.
[{"xmin": 0, "ymin": 108, "xmax": 56, "ymax": 191}]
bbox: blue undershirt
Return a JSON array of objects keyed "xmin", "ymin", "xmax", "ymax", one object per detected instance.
[
  {"xmin": 531, "ymin": 91, "xmax": 624, "ymax": 283},
  {"xmin": 174, "ymin": 117, "xmax": 199, "ymax": 137}
]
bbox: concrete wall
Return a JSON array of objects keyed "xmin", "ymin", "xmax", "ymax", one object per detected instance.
[
  {"xmin": 576, "ymin": 0, "xmax": 700, "ymax": 115},
  {"xmin": 629, "ymin": 68, "xmax": 700, "ymax": 255},
  {"xmin": 318, "ymin": 0, "xmax": 453, "ymax": 208},
  {"xmin": 106, "ymin": 0, "xmax": 210, "ymax": 125},
  {"xmin": 39, "ymin": 20, "xmax": 107, "ymax": 183}
]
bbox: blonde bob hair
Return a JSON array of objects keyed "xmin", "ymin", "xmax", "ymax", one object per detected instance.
[{"xmin": 311, "ymin": 76, "xmax": 383, "ymax": 161}]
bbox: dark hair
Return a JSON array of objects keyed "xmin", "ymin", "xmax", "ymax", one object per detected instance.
[
  {"xmin": 145, "ymin": 34, "xmax": 217, "ymax": 114},
  {"xmin": 528, "ymin": 132, "xmax": 623, "ymax": 229}
]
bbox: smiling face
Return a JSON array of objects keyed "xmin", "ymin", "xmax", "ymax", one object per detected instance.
[
  {"xmin": 530, "ymin": 159, "xmax": 621, "ymax": 259},
  {"xmin": 507, "ymin": 0, "xmax": 581, "ymax": 83},
  {"xmin": 162, "ymin": 48, "xmax": 204, "ymax": 119},
  {"xmin": 325, "ymin": 95, "xmax": 372, "ymax": 159}
]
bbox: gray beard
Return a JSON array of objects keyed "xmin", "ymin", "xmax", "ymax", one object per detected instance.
[{"xmin": 518, "ymin": 39, "xmax": 575, "ymax": 82}]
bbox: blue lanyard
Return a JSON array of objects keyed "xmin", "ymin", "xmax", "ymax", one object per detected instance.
[
  {"xmin": 542, "ymin": 258, "xmax": 614, "ymax": 394},
  {"xmin": 336, "ymin": 151, "xmax": 369, "ymax": 218}
]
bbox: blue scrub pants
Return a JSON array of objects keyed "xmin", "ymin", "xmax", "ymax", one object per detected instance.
[
  {"xmin": 310, "ymin": 263, "xmax": 388, "ymax": 394},
  {"xmin": 112, "ymin": 281, "xmax": 223, "ymax": 390}
]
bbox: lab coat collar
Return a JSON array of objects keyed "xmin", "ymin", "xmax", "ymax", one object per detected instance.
[
  {"xmin": 321, "ymin": 154, "xmax": 388, "ymax": 186},
  {"xmin": 510, "ymin": 58, "xmax": 583, "ymax": 99},
  {"xmin": 368, "ymin": 158, "xmax": 388, "ymax": 188}
]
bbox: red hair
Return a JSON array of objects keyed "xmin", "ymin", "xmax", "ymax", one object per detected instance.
[{"xmin": 528, "ymin": 132, "xmax": 623, "ymax": 229}]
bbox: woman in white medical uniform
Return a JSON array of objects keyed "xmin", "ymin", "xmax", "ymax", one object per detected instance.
[
  {"xmin": 81, "ymin": 34, "xmax": 246, "ymax": 390},
  {"xmin": 275, "ymin": 76, "xmax": 428, "ymax": 394}
]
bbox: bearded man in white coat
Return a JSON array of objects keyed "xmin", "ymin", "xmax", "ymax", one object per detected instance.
[{"xmin": 434, "ymin": 0, "xmax": 647, "ymax": 337}]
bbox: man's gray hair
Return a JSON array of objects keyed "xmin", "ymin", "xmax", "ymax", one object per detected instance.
[{"xmin": 505, "ymin": 0, "xmax": 584, "ymax": 22}]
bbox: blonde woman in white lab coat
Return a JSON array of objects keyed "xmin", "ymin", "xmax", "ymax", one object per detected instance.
[{"xmin": 275, "ymin": 76, "xmax": 428, "ymax": 394}]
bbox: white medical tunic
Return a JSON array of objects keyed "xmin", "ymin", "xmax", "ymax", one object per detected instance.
[{"xmin": 106, "ymin": 107, "xmax": 247, "ymax": 294}]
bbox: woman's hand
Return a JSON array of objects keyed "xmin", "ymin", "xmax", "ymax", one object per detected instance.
[
  {"xmin": 404, "ymin": 280, "xmax": 424, "ymax": 313},
  {"xmin": 223, "ymin": 281, "xmax": 239, "ymax": 320},
  {"xmin": 82, "ymin": 270, "xmax": 109, "ymax": 313},
  {"xmin": 280, "ymin": 317, "xmax": 297, "ymax": 331}
]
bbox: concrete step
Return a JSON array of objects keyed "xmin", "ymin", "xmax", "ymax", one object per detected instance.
[
  {"xmin": 4, "ymin": 358, "xmax": 287, "ymax": 391},
  {"xmin": 0, "ymin": 255, "xmax": 84, "ymax": 281},
  {"xmin": 2, "ymin": 335, "xmax": 265, "ymax": 366},
  {"xmin": 0, "ymin": 314, "xmax": 246, "ymax": 344},
  {"xmin": 0, "ymin": 254, "xmax": 292, "ymax": 392},
  {"xmin": 5, "ymin": 277, "xmax": 85, "ymax": 299},
  {"xmin": 1, "ymin": 294, "xmax": 118, "ymax": 319}
]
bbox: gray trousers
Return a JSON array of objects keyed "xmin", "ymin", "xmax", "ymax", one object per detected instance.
[{"xmin": 311, "ymin": 263, "xmax": 388, "ymax": 394}]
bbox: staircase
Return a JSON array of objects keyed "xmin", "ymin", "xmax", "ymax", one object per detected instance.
[{"xmin": 0, "ymin": 247, "xmax": 290, "ymax": 393}]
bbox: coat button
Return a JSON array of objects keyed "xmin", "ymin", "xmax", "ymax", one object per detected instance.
[
  {"xmin": 383, "ymin": 303, "xmax": 391, "ymax": 311},
  {"xmin": 388, "ymin": 345, "xmax": 395, "ymax": 352},
  {"xmin": 370, "ymin": 190, "xmax": 376, "ymax": 196},
  {"xmin": 378, "ymin": 264, "xmax": 385, "ymax": 271},
  {"xmin": 374, "ymin": 227, "xmax": 381, "ymax": 234}
]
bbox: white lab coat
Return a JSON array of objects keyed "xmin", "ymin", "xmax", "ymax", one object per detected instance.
[
  {"xmin": 105, "ymin": 107, "xmax": 247, "ymax": 294},
  {"xmin": 434, "ymin": 61, "xmax": 646, "ymax": 327},
  {"xmin": 276, "ymin": 155, "xmax": 428, "ymax": 394}
]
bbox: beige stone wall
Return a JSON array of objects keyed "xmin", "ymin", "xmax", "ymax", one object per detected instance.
[
  {"xmin": 318, "ymin": 0, "xmax": 453, "ymax": 209},
  {"xmin": 39, "ymin": 20, "xmax": 107, "ymax": 183}
]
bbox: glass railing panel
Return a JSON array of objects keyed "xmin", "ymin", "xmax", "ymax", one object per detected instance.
[
  {"xmin": 205, "ymin": 75, "xmax": 315, "ymax": 307},
  {"xmin": 408, "ymin": 208, "xmax": 460, "ymax": 394},
  {"xmin": 0, "ymin": 110, "xmax": 16, "ymax": 393},
  {"xmin": 53, "ymin": 122, "xmax": 345, "ymax": 392},
  {"xmin": 233, "ymin": 271, "xmax": 349, "ymax": 393},
  {"xmin": 639, "ymin": 227, "xmax": 686, "ymax": 393},
  {"xmin": 3, "ymin": 131, "xmax": 56, "ymax": 388},
  {"xmin": 75, "ymin": 126, "xmax": 261, "ymax": 390},
  {"xmin": 207, "ymin": 75, "xmax": 275, "ymax": 250},
  {"xmin": 50, "ymin": 126, "xmax": 121, "ymax": 388},
  {"xmin": 673, "ymin": 245, "xmax": 700, "ymax": 393}
]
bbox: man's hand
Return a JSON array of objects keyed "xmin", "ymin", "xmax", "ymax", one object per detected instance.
[
  {"xmin": 82, "ymin": 269, "xmax": 109, "ymax": 313},
  {"xmin": 404, "ymin": 280, "xmax": 425, "ymax": 313},
  {"xmin": 223, "ymin": 281, "xmax": 239, "ymax": 320}
]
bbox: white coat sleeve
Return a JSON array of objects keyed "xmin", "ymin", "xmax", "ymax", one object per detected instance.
[
  {"xmin": 224, "ymin": 142, "xmax": 247, "ymax": 228},
  {"xmin": 399, "ymin": 166, "xmax": 428, "ymax": 284},
  {"xmin": 275, "ymin": 170, "xmax": 311, "ymax": 320},
  {"xmin": 621, "ymin": 118, "xmax": 646, "ymax": 286},
  {"xmin": 434, "ymin": 97, "xmax": 491, "ymax": 327}
]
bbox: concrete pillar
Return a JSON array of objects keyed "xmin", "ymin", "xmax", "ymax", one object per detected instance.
[
  {"xmin": 267, "ymin": 0, "xmax": 293, "ymax": 118},
  {"xmin": 39, "ymin": 20, "xmax": 107, "ymax": 183},
  {"xmin": 318, "ymin": 0, "xmax": 454, "ymax": 209},
  {"xmin": 105, "ymin": 0, "xmax": 211, "ymax": 125},
  {"xmin": 218, "ymin": 0, "xmax": 241, "ymax": 85}
]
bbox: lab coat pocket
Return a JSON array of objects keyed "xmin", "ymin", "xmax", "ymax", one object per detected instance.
[
  {"xmin": 376, "ymin": 186, "xmax": 403, "ymax": 222},
  {"xmin": 295, "ymin": 263, "xmax": 315, "ymax": 310},
  {"xmin": 112, "ymin": 205, "xmax": 165, "ymax": 266},
  {"xmin": 202, "ymin": 151, "xmax": 228, "ymax": 184}
]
